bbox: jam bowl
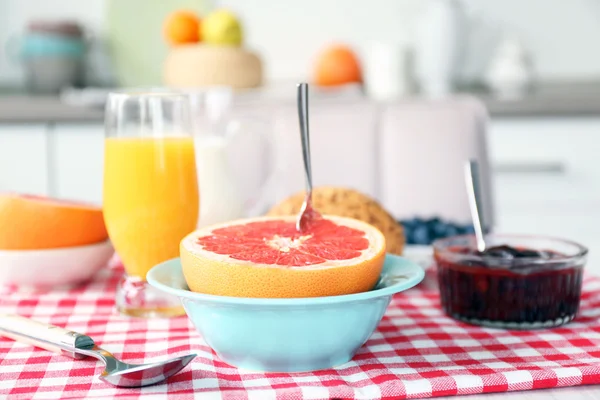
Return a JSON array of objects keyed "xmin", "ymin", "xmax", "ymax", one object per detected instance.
[{"xmin": 433, "ymin": 234, "xmax": 588, "ymax": 329}]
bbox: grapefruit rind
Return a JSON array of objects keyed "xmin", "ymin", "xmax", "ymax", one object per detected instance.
[{"xmin": 180, "ymin": 215, "xmax": 386, "ymax": 298}]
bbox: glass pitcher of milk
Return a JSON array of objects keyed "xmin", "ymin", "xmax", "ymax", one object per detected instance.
[{"xmin": 190, "ymin": 87, "xmax": 275, "ymax": 227}]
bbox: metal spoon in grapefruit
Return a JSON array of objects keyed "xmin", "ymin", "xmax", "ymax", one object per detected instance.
[{"xmin": 180, "ymin": 215, "xmax": 386, "ymax": 298}]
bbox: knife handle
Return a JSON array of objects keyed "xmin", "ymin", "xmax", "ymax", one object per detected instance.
[{"xmin": 0, "ymin": 314, "xmax": 94, "ymax": 359}]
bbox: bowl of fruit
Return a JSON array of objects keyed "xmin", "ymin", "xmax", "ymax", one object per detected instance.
[
  {"xmin": 0, "ymin": 193, "xmax": 113, "ymax": 287},
  {"xmin": 148, "ymin": 215, "xmax": 424, "ymax": 372},
  {"xmin": 433, "ymin": 234, "xmax": 588, "ymax": 329}
]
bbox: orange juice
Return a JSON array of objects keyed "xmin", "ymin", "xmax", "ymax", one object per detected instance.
[{"xmin": 103, "ymin": 137, "xmax": 199, "ymax": 279}]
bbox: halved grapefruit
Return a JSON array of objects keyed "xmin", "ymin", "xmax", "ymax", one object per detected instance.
[
  {"xmin": 180, "ymin": 215, "xmax": 386, "ymax": 298},
  {"xmin": 0, "ymin": 193, "xmax": 108, "ymax": 250}
]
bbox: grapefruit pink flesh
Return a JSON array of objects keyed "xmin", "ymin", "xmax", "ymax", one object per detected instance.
[{"xmin": 198, "ymin": 219, "xmax": 369, "ymax": 266}]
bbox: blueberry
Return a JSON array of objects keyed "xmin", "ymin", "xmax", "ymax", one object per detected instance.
[
  {"xmin": 462, "ymin": 225, "xmax": 475, "ymax": 235},
  {"xmin": 404, "ymin": 231, "xmax": 415, "ymax": 245},
  {"xmin": 427, "ymin": 217, "xmax": 441, "ymax": 227},
  {"xmin": 515, "ymin": 249, "xmax": 542, "ymax": 258},
  {"xmin": 412, "ymin": 217, "xmax": 425, "ymax": 226},
  {"xmin": 402, "ymin": 225, "xmax": 416, "ymax": 232},
  {"xmin": 444, "ymin": 224, "xmax": 459, "ymax": 237},
  {"xmin": 432, "ymin": 220, "xmax": 449, "ymax": 239},
  {"xmin": 399, "ymin": 222, "xmax": 414, "ymax": 244},
  {"xmin": 412, "ymin": 224, "xmax": 431, "ymax": 245}
]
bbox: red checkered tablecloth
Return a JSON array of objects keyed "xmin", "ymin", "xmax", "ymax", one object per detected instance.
[{"xmin": 2, "ymin": 259, "xmax": 600, "ymax": 400}]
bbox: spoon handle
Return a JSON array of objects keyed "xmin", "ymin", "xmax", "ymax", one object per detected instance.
[
  {"xmin": 465, "ymin": 160, "xmax": 487, "ymax": 252},
  {"xmin": 297, "ymin": 83, "xmax": 313, "ymax": 195},
  {"xmin": 0, "ymin": 314, "xmax": 94, "ymax": 359}
]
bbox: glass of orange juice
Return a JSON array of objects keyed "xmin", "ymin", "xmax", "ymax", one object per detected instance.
[{"xmin": 103, "ymin": 91, "xmax": 199, "ymax": 318}]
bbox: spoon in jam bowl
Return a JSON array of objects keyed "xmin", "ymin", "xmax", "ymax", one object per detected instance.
[
  {"xmin": 296, "ymin": 82, "xmax": 322, "ymax": 232},
  {"xmin": 464, "ymin": 159, "xmax": 487, "ymax": 252},
  {"xmin": 0, "ymin": 314, "xmax": 195, "ymax": 387}
]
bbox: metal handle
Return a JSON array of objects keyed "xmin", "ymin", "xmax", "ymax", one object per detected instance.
[
  {"xmin": 297, "ymin": 82, "xmax": 313, "ymax": 195},
  {"xmin": 494, "ymin": 162, "xmax": 566, "ymax": 174},
  {"xmin": 0, "ymin": 314, "xmax": 94, "ymax": 359},
  {"xmin": 465, "ymin": 160, "xmax": 487, "ymax": 252}
]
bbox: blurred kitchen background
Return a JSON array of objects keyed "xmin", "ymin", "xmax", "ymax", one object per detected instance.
[{"xmin": 1, "ymin": 0, "xmax": 600, "ymax": 268}]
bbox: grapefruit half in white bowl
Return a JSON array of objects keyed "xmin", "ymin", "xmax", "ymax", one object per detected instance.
[{"xmin": 0, "ymin": 240, "xmax": 114, "ymax": 288}]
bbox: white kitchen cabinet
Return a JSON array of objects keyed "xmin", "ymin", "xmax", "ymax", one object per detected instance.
[
  {"xmin": 488, "ymin": 117, "xmax": 600, "ymax": 225},
  {"xmin": 488, "ymin": 117, "xmax": 600, "ymax": 273},
  {"xmin": 50, "ymin": 124, "xmax": 104, "ymax": 205},
  {"xmin": 0, "ymin": 124, "xmax": 48, "ymax": 195}
]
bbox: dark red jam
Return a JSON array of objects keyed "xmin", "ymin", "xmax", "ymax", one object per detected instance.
[{"xmin": 435, "ymin": 245, "xmax": 583, "ymax": 329}]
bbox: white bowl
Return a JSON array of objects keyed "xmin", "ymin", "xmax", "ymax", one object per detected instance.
[{"xmin": 0, "ymin": 240, "xmax": 114, "ymax": 288}]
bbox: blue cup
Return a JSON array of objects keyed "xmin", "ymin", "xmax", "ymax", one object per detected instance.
[{"xmin": 9, "ymin": 32, "xmax": 86, "ymax": 60}]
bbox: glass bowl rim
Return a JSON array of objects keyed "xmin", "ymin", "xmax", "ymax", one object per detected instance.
[{"xmin": 432, "ymin": 233, "xmax": 588, "ymax": 262}]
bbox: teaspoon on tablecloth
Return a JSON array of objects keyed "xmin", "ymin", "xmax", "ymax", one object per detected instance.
[{"xmin": 0, "ymin": 314, "xmax": 195, "ymax": 387}]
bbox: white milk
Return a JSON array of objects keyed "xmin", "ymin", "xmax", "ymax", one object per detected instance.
[{"xmin": 194, "ymin": 135, "xmax": 245, "ymax": 228}]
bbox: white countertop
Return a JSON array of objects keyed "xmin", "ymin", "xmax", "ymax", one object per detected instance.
[{"xmin": 1, "ymin": 81, "xmax": 600, "ymax": 123}]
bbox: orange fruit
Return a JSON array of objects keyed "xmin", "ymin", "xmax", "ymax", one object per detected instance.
[
  {"xmin": 314, "ymin": 44, "xmax": 362, "ymax": 87},
  {"xmin": 0, "ymin": 193, "xmax": 108, "ymax": 250},
  {"xmin": 180, "ymin": 215, "xmax": 386, "ymax": 298},
  {"xmin": 163, "ymin": 10, "xmax": 201, "ymax": 46}
]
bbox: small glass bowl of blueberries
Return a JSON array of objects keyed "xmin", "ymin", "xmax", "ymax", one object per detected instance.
[{"xmin": 433, "ymin": 234, "xmax": 588, "ymax": 329}]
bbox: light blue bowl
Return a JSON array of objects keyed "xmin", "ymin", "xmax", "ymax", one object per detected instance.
[{"xmin": 147, "ymin": 254, "xmax": 424, "ymax": 372}]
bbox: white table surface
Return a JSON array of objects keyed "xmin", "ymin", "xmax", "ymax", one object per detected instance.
[{"xmin": 402, "ymin": 246, "xmax": 600, "ymax": 400}]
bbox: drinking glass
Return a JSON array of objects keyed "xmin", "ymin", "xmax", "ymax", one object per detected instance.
[{"xmin": 103, "ymin": 90, "xmax": 199, "ymax": 318}]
